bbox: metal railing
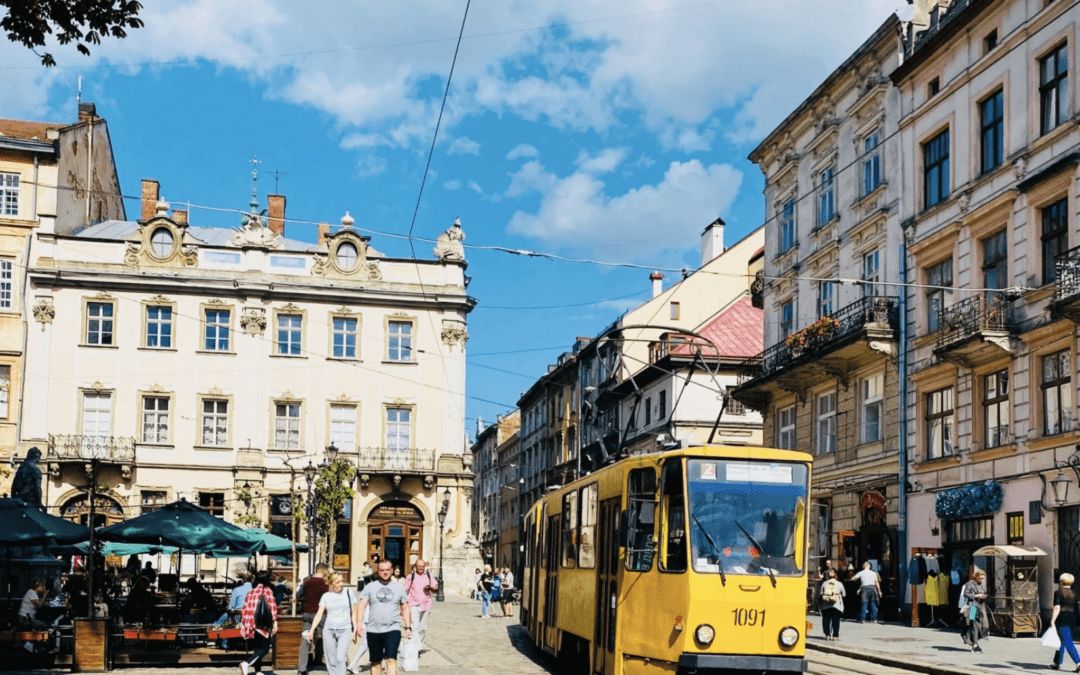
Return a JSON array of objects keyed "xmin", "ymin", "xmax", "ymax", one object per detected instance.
[
  {"xmin": 354, "ymin": 447, "xmax": 436, "ymax": 472},
  {"xmin": 935, "ymin": 295, "xmax": 1011, "ymax": 350},
  {"xmin": 738, "ymin": 296, "xmax": 899, "ymax": 382},
  {"xmin": 47, "ymin": 434, "xmax": 136, "ymax": 462},
  {"xmin": 1055, "ymin": 245, "xmax": 1080, "ymax": 304}
]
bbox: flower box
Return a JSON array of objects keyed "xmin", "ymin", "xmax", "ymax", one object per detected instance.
[{"xmin": 206, "ymin": 628, "xmax": 243, "ymax": 640}]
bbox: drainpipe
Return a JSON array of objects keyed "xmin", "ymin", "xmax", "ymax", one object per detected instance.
[
  {"xmin": 898, "ymin": 239, "xmax": 909, "ymax": 618},
  {"xmin": 14, "ymin": 154, "xmax": 39, "ymax": 468}
]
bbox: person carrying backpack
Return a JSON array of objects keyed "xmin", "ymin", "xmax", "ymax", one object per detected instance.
[
  {"xmin": 490, "ymin": 571, "xmax": 503, "ymax": 606},
  {"xmin": 240, "ymin": 570, "xmax": 279, "ymax": 675},
  {"xmin": 401, "ymin": 559, "xmax": 438, "ymax": 653},
  {"xmin": 819, "ymin": 568, "xmax": 846, "ymax": 641}
]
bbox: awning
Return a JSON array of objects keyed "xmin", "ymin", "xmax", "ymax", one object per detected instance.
[{"xmin": 973, "ymin": 545, "xmax": 1047, "ymax": 558}]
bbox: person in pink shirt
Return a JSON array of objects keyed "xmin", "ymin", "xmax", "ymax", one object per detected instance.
[{"xmin": 401, "ymin": 559, "xmax": 438, "ymax": 652}]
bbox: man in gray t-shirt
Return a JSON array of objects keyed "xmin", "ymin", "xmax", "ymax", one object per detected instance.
[{"xmin": 356, "ymin": 561, "xmax": 412, "ymax": 675}]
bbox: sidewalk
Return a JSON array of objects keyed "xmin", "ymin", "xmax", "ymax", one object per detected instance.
[{"xmin": 805, "ymin": 612, "xmax": 1062, "ymax": 675}]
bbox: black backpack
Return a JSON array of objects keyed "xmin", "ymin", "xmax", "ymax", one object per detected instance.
[{"xmin": 254, "ymin": 593, "xmax": 273, "ymax": 630}]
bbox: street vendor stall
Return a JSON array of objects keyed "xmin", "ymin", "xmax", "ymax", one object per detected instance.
[{"xmin": 972, "ymin": 545, "xmax": 1045, "ymax": 637}]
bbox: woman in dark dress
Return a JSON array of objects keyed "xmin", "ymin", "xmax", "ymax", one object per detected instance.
[
  {"xmin": 960, "ymin": 569, "xmax": 989, "ymax": 652},
  {"xmin": 1052, "ymin": 572, "xmax": 1080, "ymax": 671}
]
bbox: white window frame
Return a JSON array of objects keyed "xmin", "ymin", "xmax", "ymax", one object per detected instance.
[
  {"xmin": 204, "ymin": 309, "xmax": 230, "ymax": 351},
  {"xmin": 778, "ymin": 405, "xmax": 795, "ymax": 449},
  {"xmin": 818, "ymin": 166, "xmax": 835, "ymax": 226},
  {"xmin": 0, "ymin": 173, "xmax": 19, "ymax": 217},
  {"xmin": 863, "ymin": 132, "xmax": 881, "ymax": 195},
  {"xmin": 145, "ymin": 305, "xmax": 173, "ymax": 349},
  {"xmin": 86, "ymin": 301, "xmax": 114, "ymax": 345},
  {"xmin": 332, "ymin": 316, "xmax": 357, "ymax": 359},
  {"xmin": 201, "ymin": 399, "xmax": 229, "ymax": 447},
  {"xmin": 0, "ymin": 259, "xmax": 13, "ymax": 309},
  {"xmin": 387, "ymin": 407, "xmax": 412, "ymax": 452},
  {"xmin": 277, "ymin": 314, "xmax": 303, "ymax": 356},
  {"xmin": 142, "ymin": 396, "xmax": 170, "ymax": 444},
  {"xmin": 816, "ymin": 392, "xmax": 836, "ymax": 455},
  {"xmin": 817, "ymin": 281, "xmax": 834, "ymax": 318},
  {"xmin": 330, "ymin": 403, "xmax": 357, "ymax": 453},
  {"xmin": 861, "ymin": 373, "xmax": 884, "ymax": 444},
  {"xmin": 274, "ymin": 402, "xmax": 302, "ymax": 450},
  {"xmin": 387, "ymin": 321, "xmax": 413, "ymax": 362},
  {"xmin": 780, "ymin": 198, "xmax": 795, "ymax": 252},
  {"xmin": 82, "ymin": 392, "xmax": 112, "ymax": 437},
  {"xmin": 926, "ymin": 386, "xmax": 955, "ymax": 459},
  {"xmin": 0, "ymin": 365, "xmax": 9, "ymax": 419},
  {"xmin": 862, "ymin": 250, "xmax": 880, "ymax": 298}
]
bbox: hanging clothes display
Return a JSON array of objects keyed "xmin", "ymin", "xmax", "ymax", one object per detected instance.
[
  {"xmin": 936, "ymin": 571, "xmax": 949, "ymax": 603},
  {"xmin": 926, "ymin": 555, "xmax": 941, "ymax": 578},
  {"xmin": 925, "ymin": 571, "xmax": 940, "ymax": 605},
  {"xmin": 909, "ymin": 555, "xmax": 927, "ymax": 586}
]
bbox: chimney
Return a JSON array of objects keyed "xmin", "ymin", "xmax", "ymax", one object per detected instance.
[
  {"xmin": 173, "ymin": 209, "xmax": 188, "ymax": 226},
  {"xmin": 650, "ymin": 271, "xmax": 664, "ymax": 298},
  {"xmin": 700, "ymin": 217, "xmax": 725, "ymax": 266},
  {"xmin": 267, "ymin": 194, "xmax": 286, "ymax": 236},
  {"xmin": 140, "ymin": 179, "xmax": 160, "ymax": 222},
  {"xmin": 476, "ymin": 417, "xmax": 484, "ymax": 437},
  {"xmin": 78, "ymin": 102, "xmax": 97, "ymax": 123},
  {"xmin": 318, "ymin": 223, "xmax": 331, "ymax": 245}
]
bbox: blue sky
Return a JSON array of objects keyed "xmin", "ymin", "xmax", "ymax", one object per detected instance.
[{"xmin": 0, "ymin": 0, "xmax": 905, "ymax": 436}]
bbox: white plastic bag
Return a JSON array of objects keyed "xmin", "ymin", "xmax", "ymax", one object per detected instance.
[
  {"xmin": 400, "ymin": 638, "xmax": 420, "ymax": 672},
  {"xmin": 1043, "ymin": 627, "xmax": 1062, "ymax": 650}
]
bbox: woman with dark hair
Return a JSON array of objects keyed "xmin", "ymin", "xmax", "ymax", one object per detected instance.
[{"xmin": 240, "ymin": 570, "xmax": 278, "ymax": 675}]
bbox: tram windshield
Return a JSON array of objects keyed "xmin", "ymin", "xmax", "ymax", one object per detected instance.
[{"xmin": 687, "ymin": 459, "xmax": 808, "ymax": 577}]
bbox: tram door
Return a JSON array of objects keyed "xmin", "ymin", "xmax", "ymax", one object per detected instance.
[
  {"xmin": 543, "ymin": 513, "xmax": 561, "ymax": 653},
  {"xmin": 593, "ymin": 498, "xmax": 620, "ymax": 675}
]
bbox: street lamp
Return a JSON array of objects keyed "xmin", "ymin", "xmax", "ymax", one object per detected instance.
[
  {"xmin": 436, "ymin": 488, "xmax": 451, "ymax": 602},
  {"xmin": 1052, "ymin": 469, "xmax": 1072, "ymax": 506},
  {"xmin": 304, "ymin": 460, "xmax": 317, "ymax": 575}
]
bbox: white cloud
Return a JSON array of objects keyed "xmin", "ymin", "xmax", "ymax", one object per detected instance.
[
  {"xmin": 575, "ymin": 147, "xmax": 628, "ymax": 174},
  {"xmin": 467, "ymin": 180, "xmax": 484, "ymax": 194},
  {"xmin": 506, "ymin": 144, "xmax": 539, "ymax": 161},
  {"xmin": 507, "ymin": 159, "xmax": 742, "ymax": 263},
  {"xmin": 447, "ymin": 137, "xmax": 481, "ymax": 156},
  {"xmin": 444, "ymin": 179, "xmax": 462, "ymax": 190}
]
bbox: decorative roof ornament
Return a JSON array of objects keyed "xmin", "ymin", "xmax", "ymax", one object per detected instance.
[
  {"xmin": 341, "ymin": 211, "xmax": 355, "ymax": 228},
  {"xmin": 433, "ymin": 216, "xmax": 466, "ymax": 262},
  {"xmin": 231, "ymin": 155, "xmax": 282, "ymax": 249}
]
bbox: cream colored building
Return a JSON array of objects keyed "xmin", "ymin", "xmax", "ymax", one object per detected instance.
[{"xmin": 20, "ymin": 178, "xmax": 477, "ymax": 593}]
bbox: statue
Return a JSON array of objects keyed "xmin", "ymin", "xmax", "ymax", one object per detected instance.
[
  {"xmin": 230, "ymin": 212, "xmax": 283, "ymax": 249},
  {"xmin": 433, "ymin": 217, "xmax": 466, "ymax": 262},
  {"xmin": 12, "ymin": 447, "xmax": 44, "ymax": 510}
]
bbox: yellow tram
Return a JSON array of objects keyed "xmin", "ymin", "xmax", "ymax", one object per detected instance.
[{"xmin": 521, "ymin": 445, "xmax": 813, "ymax": 675}]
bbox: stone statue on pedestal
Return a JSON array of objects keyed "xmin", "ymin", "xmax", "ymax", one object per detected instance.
[{"xmin": 12, "ymin": 447, "xmax": 44, "ymax": 510}]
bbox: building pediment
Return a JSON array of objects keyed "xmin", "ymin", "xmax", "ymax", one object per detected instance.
[
  {"xmin": 312, "ymin": 225, "xmax": 383, "ymax": 280},
  {"xmin": 124, "ymin": 214, "xmax": 199, "ymax": 268}
]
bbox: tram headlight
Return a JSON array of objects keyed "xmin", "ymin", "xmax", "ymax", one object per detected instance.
[
  {"xmin": 694, "ymin": 624, "xmax": 715, "ymax": 646},
  {"xmin": 778, "ymin": 626, "xmax": 799, "ymax": 648}
]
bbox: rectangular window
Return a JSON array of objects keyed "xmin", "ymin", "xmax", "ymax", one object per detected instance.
[
  {"xmin": 199, "ymin": 492, "xmax": 225, "ymax": 518},
  {"xmin": 644, "ymin": 396, "xmax": 652, "ymax": 426},
  {"xmin": 141, "ymin": 490, "xmax": 167, "ymax": 515},
  {"xmin": 274, "ymin": 402, "xmax": 301, "ymax": 450},
  {"xmin": 984, "ymin": 29, "xmax": 998, "ymax": 54},
  {"xmin": 204, "ymin": 309, "xmax": 230, "ymax": 351},
  {"xmin": 817, "ymin": 281, "xmax": 834, "ymax": 318},
  {"xmin": 145, "ymin": 305, "xmax": 173, "ymax": 348},
  {"xmin": 387, "ymin": 407, "xmax": 412, "ymax": 451},
  {"xmin": 980, "ymin": 89, "xmax": 1004, "ymax": 174},
  {"xmin": 863, "ymin": 132, "xmax": 881, "ymax": 195},
  {"xmin": 1007, "ymin": 511, "xmax": 1024, "ymax": 545},
  {"xmin": 670, "ymin": 302, "xmax": 680, "ymax": 320},
  {"xmin": 982, "ymin": 229, "xmax": 1008, "ymax": 295},
  {"xmin": 332, "ymin": 316, "xmax": 357, "ymax": 359},
  {"xmin": 926, "ymin": 258, "xmax": 953, "ymax": 333},
  {"xmin": 658, "ymin": 390, "xmax": 667, "ymax": 420},
  {"xmin": 780, "ymin": 300, "xmax": 794, "ymax": 339},
  {"xmin": 86, "ymin": 302, "xmax": 114, "ymax": 345},
  {"xmin": 984, "ymin": 370, "xmax": 1010, "ymax": 449},
  {"xmin": 0, "ymin": 365, "xmax": 9, "ymax": 419},
  {"xmin": 778, "ymin": 404, "xmax": 795, "ymax": 449},
  {"xmin": 0, "ymin": 259, "xmax": 12, "ymax": 309},
  {"xmin": 926, "ymin": 386, "xmax": 955, "ymax": 459},
  {"xmin": 1042, "ymin": 350, "xmax": 1072, "ymax": 435},
  {"xmin": 388, "ymin": 321, "xmax": 413, "ymax": 362},
  {"xmin": 329, "ymin": 403, "xmax": 356, "ymax": 453},
  {"xmin": 82, "ymin": 392, "xmax": 111, "ymax": 437},
  {"xmin": 1043, "ymin": 198, "xmax": 1069, "ymax": 284},
  {"xmin": 201, "ymin": 399, "xmax": 229, "ymax": 447},
  {"xmin": 660, "ymin": 460, "xmax": 687, "ymax": 572},
  {"xmin": 270, "ymin": 495, "xmax": 294, "ymax": 541},
  {"xmin": 947, "ymin": 516, "xmax": 993, "ymax": 543},
  {"xmin": 141, "ymin": 396, "xmax": 170, "ymax": 444},
  {"xmin": 727, "ymin": 397, "xmax": 745, "ymax": 416},
  {"xmin": 561, "ymin": 490, "xmax": 579, "ymax": 568},
  {"xmin": 625, "ymin": 468, "xmax": 657, "ymax": 571},
  {"xmin": 0, "ymin": 173, "xmax": 18, "ymax": 216},
  {"xmin": 1041, "ymin": 43, "xmax": 1069, "ymax": 135},
  {"xmin": 780, "ymin": 198, "xmax": 795, "ymax": 252},
  {"xmin": 862, "ymin": 373, "xmax": 884, "ymax": 443},
  {"xmin": 816, "ymin": 391, "xmax": 836, "ymax": 455},
  {"xmin": 862, "ymin": 250, "xmax": 880, "ymax": 297},
  {"xmin": 924, "ymin": 129, "xmax": 950, "ymax": 208},
  {"xmin": 277, "ymin": 314, "xmax": 302, "ymax": 355},
  {"xmin": 928, "ymin": 77, "xmax": 940, "ymax": 97},
  {"xmin": 578, "ymin": 483, "xmax": 598, "ymax": 569},
  {"xmin": 818, "ymin": 166, "xmax": 835, "ymax": 226}
]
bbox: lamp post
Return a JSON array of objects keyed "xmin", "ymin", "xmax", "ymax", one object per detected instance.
[
  {"xmin": 436, "ymin": 488, "xmax": 450, "ymax": 602},
  {"xmin": 303, "ymin": 460, "xmax": 317, "ymax": 575}
]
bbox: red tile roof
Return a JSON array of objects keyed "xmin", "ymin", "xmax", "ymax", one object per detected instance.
[
  {"xmin": 671, "ymin": 295, "xmax": 763, "ymax": 359},
  {"xmin": 0, "ymin": 118, "xmax": 65, "ymax": 141}
]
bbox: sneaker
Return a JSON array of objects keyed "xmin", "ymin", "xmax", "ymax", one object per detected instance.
[
  {"xmin": 240, "ymin": 661, "xmax": 250, "ymax": 675},
  {"xmin": 1049, "ymin": 663, "xmax": 1060, "ymax": 671}
]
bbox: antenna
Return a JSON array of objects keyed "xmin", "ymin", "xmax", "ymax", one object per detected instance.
[{"xmin": 270, "ymin": 169, "xmax": 289, "ymax": 194}]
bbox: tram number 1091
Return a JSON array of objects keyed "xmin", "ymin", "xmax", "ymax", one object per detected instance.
[{"xmin": 731, "ymin": 608, "xmax": 766, "ymax": 627}]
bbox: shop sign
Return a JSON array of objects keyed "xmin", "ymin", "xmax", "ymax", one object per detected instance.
[{"xmin": 861, "ymin": 490, "xmax": 887, "ymax": 526}]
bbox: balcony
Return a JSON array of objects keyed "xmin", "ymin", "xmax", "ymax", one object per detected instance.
[
  {"xmin": 1052, "ymin": 245, "xmax": 1080, "ymax": 323},
  {"xmin": 47, "ymin": 434, "xmax": 136, "ymax": 478},
  {"xmin": 354, "ymin": 447, "xmax": 437, "ymax": 490},
  {"xmin": 933, "ymin": 295, "xmax": 1015, "ymax": 368},
  {"xmin": 732, "ymin": 296, "xmax": 899, "ymax": 409}
]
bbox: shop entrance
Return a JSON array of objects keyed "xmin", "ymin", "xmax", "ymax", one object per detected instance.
[
  {"xmin": 367, "ymin": 502, "xmax": 424, "ymax": 574},
  {"xmin": 61, "ymin": 493, "xmax": 125, "ymax": 527}
]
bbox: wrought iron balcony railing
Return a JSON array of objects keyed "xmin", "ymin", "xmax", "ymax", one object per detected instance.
[
  {"xmin": 935, "ymin": 295, "xmax": 1011, "ymax": 350},
  {"xmin": 354, "ymin": 447, "xmax": 436, "ymax": 472},
  {"xmin": 47, "ymin": 434, "xmax": 136, "ymax": 462},
  {"xmin": 738, "ymin": 296, "xmax": 899, "ymax": 382},
  {"xmin": 1054, "ymin": 245, "xmax": 1080, "ymax": 304}
]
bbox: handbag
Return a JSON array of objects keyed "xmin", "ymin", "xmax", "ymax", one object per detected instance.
[{"xmin": 1043, "ymin": 627, "xmax": 1062, "ymax": 650}]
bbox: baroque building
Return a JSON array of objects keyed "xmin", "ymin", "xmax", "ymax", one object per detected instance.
[
  {"xmin": 19, "ymin": 176, "xmax": 478, "ymax": 593},
  {"xmin": 470, "ymin": 410, "xmax": 519, "ymax": 567}
]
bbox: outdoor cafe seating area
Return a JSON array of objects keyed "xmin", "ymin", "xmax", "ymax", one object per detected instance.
[{"xmin": 0, "ymin": 497, "xmax": 308, "ymax": 671}]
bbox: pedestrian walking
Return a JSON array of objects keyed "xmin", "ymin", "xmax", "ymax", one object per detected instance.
[
  {"xmin": 355, "ymin": 560, "xmax": 412, "ymax": 675},
  {"xmin": 854, "ymin": 561, "xmax": 881, "ymax": 623},
  {"xmin": 499, "ymin": 567, "xmax": 515, "ymax": 618},
  {"xmin": 239, "ymin": 570, "xmax": 278, "ymax": 675},
  {"xmin": 960, "ymin": 569, "xmax": 989, "ymax": 652},
  {"xmin": 1051, "ymin": 572, "xmax": 1080, "ymax": 671},
  {"xmin": 401, "ymin": 559, "xmax": 438, "ymax": 652},
  {"xmin": 477, "ymin": 565, "xmax": 494, "ymax": 618},
  {"xmin": 472, "ymin": 568, "xmax": 481, "ymax": 600},
  {"xmin": 297, "ymin": 563, "xmax": 329, "ymax": 675},
  {"xmin": 306, "ymin": 572, "xmax": 358, "ymax": 675},
  {"xmin": 819, "ymin": 568, "xmax": 845, "ymax": 641}
]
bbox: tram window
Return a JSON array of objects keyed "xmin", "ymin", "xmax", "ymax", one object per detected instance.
[
  {"xmin": 579, "ymin": 483, "xmax": 598, "ymax": 568},
  {"xmin": 562, "ymin": 491, "xmax": 579, "ymax": 568},
  {"xmin": 661, "ymin": 460, "xmax": 687, "ymax": 572},
  {"xmin": 625, "ymin": 468, "xmax": 657, "ymax": 572}
]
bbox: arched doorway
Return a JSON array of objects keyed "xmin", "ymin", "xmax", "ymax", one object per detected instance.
[
  {"xmin": 61, "ymin": 493, "xmax": 125, "ymax": 527},
  {"xmin": 367, "ymin": 502, "xmax": 424, "ymax": 574}
]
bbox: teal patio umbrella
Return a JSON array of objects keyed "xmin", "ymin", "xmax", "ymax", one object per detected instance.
[
  {"xmin": 0, "ymin": 497, "xmax": 91, "ymax": 546},
  {"xmin": 98, "ymin": 499, "xmax": 260, "ymax": 555},
  {"xmin": 206, "ymin": 528, "xmax": 308, "ymax": 557},
  {"xmin": 53, "ymin": 541, "xmax": 178, "ymax": 557}
]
